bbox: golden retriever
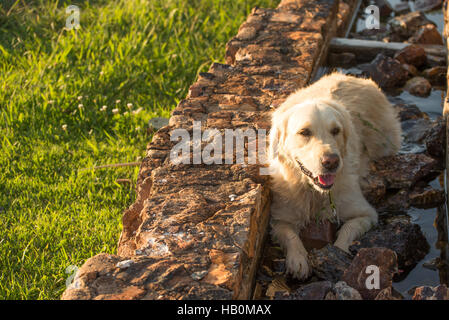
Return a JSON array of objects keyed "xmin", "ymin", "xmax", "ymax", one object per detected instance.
[{"xmin": 268, "ymin": 72, "xmax": 402, "ymax": 279}]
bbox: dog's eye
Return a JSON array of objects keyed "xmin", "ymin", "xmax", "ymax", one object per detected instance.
[
  {"xmin": 298, "ymin": 129, "xmax": 312, "ymax": 137},
  {"xmin": 331, "ymin": 127, "xmax": 340, "ymax": 136}
]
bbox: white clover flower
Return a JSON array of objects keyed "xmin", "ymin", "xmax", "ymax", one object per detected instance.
[
  {"xmin": 126, "ymin": 103, "xmax": 133, "ymax": 109},
  {"xmin": 123, "ymin": 111, "xmax": 129, "ymax": 116},
  {"xmin": 112, "ymin": 108, "xmax": 119, "ymax": 115},
  {"xmin": 77, "ymin": 96, "xmax": 83, "ymax": 100},
  {"xmin": 48, "ymin": 100, "xmax": 55, "ymax": 104},
  {"xmin": 132, "ymin": 107, "xmax": 143, "ymax": 115},
  {"xmin": 100, "ymin": 105, "xmax": 107, "ymax": 112},
  {"xmin": 78, "ymin": 104, "xmax": 84, "ymax": 109},
  {"xmin": 115, "ymin": 99, "xmax": 121, "ymax": 104},
  {"xmin": 135, "ymin": 126, "xmax": 141, "ymax": 131},
  {"xmin": 62, "ymin": 124, "xmax": 67, "ymax": 131}
]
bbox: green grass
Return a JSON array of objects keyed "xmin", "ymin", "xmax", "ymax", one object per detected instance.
[{"xmin": 0, "ymin": 0, "xmax": 279, "ymax": 299}]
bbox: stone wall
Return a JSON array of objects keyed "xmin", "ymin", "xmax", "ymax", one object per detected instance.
[{"xmin": 62, "ymin": 0, "xmax": 345, "ymax": 300}]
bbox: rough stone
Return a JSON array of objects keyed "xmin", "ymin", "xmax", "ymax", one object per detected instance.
[
  {"xmin": 275, "ymin": 281, "xmax": 333, "ymax": 300},
  {"xmin": 404, "ymin": 77, "xmax": 432, "ymax": 97},
  {"xmin": 425, "ymin": 118, "xmax": 446, "ymax": 159},
  {"xmin": 394, "ymin": 45, "xmax": 427, "ymax": 68},
  {"xmin": 422, "ymin": 66, "xmax": 446, "ymax": 86},
  {"xmin": 349, "ymin": 220, "xmax": 430, "ymax": 270},
  {"xmin": 414, "ymin": 0, "xmax": 443, "ymax": 12},
  {"xmin": 328, "ymin": 281, "xmax": 363, "ymax": 300},
  {"xmin": 299, "ymin": 220, "xmax": 337, "ymax": 251},
  {"xmin": 412, "ymin": 285, "xmax": 449, "ymax": 300},
  {"xmin": 374, "ymin": 287, "xmax": 404, "ymax": 300},
  {"xmin": 309, "ymin": 244, "xmax": 353, "ymax": 282},
  {"xmin": 359, "ymin": 54, "xmax": 409, "ymax": 89},
  {"xmin": 327, "ymin": 52, "xmax": 356, "ymax": 66},
  {"xmin": 342, "ymin": 248, "xmax": 398, "ymax": 300},
  {"xmin": 389, "ymin": 11, "xmax": 435, "ymax": 39},
  {"xmin": 409, "ymin": 24, "xmax": 444, "ymax": 45}
]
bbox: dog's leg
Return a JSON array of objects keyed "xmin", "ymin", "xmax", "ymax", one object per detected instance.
[
  {"xmin": 271, "ymin": 219, "xmax": 311, "ymax": 280},
  {"xmin": 333, "ymin": 178, "xmax": 378, "ymax": 252}
]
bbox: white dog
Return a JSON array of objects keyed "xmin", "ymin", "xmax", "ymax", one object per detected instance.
[{"xmin": 268, "ymin": 72, "xmax": 402, "ymax": 279}]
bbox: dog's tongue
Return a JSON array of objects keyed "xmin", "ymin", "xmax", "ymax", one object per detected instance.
[{"xmin": 318, "ymin": 174, "xmax": 335, "ymax": 186}]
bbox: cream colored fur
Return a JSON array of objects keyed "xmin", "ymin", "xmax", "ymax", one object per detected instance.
[{"xmin": 268, "ymin": 72, "xmax": 402, "ymax": 279}]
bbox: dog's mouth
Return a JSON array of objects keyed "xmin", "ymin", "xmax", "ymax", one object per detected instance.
[{"xmin": 296, "ymin": 160, "xmax": 335, "ymax": 190}]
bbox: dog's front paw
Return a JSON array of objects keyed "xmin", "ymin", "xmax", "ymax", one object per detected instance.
[{"xmin": 286, "ymin": 251, "xmax": 311, "ymax": 280}]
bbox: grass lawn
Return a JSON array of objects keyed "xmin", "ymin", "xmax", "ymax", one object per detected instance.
[{"xmin": 0, "ymin": 0, "xmax": 279, "ymax": 299}]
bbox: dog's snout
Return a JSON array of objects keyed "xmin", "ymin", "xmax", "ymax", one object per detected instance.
[{"xmin": 321, "ymin": 153, "xmax": 339, "ymax": 171}]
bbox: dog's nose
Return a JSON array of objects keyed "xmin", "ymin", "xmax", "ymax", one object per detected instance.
[{"xmin": 321, "ymin": 154, "xmax": 340, "ymax": 171}]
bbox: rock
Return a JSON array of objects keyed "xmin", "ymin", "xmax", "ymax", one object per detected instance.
[
  {"xmin": 392, "ymin": 99, "xmax": 429, "ymax": 121},
  {"xmin": 402, "ymin": 63, "xmax": 419, "ymax": 77},
  {"xmin": 394, "ymin": 45, "xmax": 427, "ymax": 68},
  {"xmin": 370, "ymin": 154, "xmax": 441, "ymax": 189},
  {"xmin": 389, "ymin": 11, "xmax": 435, "ymax": 39},
  {"xmin": 412, "ymin": 285, "xmax": 449, "ymax": 300},
  {"xmin": 327, "ymin": 281, "xmax": 363, "ymax": 300},
  {"xmin": 361, "ymin": 173, "xmax": 387, "ymax": 205},
  {"xmin": 422, "ymin": 257, "xmax": 448, "ymax": 271},
  {"xmin": 349, "ymin": 220, "xmax": 430, "ymax": 270},
  {"xmin": 414, "ymin": 0, "xmax": 443, "ymax": 12},
  {"xmin": 328, "ymin": 52, "xmax": 356, "ymax": 67},
  {"xmin": 359, "ymin": 54, "xmax": 409, "ymax": 89},
  {"xmin": 342, "ymin": 248, "xmax": 398, "ymax": 300},
  {"xmin": 425, "ymin": 118, "xmax": 446, "ymax": 159},
  {"xmin": 404, "ymin": 77, "xmax": 432, "ymax": 97},
  {"xmin": 309, "ymin": 244, "xmax": 353, "ymax": 282},
  {"xmin": 422, "ymin": 66, "xmax": 446, "ymax": 86},
  {"xmin": 275, "ymin": 281, "xmax": 333, "ymax": 300},
  {"xmin": 299, "ymin": 220, "xmax": 337, "ymax": 251},
  {"xmin": 374, "ymin": 287, "xmax": 404, "ymax": 300},
  {"xmin": 409, "ymin": 24, "xmax": 444, "ymax": 45},
  {"xmin": 409, "ymin": 187, "xmax": 445, "ymax": 208},
  {"xmin": 401, "ymin": 118, "xmax": 433, "ymax": 145}
]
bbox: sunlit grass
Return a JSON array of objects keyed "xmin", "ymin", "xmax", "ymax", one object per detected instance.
[{"xmin": 0, "ymin": 0, "xmax": 279, "ymax": 299}]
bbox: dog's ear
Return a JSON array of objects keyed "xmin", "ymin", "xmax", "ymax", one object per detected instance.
[{"xmin": 268, "ymin": 111, "xmax": 287, "ymax": 161}]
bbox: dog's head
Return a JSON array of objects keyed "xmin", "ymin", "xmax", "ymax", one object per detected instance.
[{"xmin": 269, "ymin": 99, "xmax": 354, "ymax": 192}]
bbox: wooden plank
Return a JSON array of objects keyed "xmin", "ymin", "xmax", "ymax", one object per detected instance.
[{"xmin": 330, "ymin": 37, "xmax": 446, "ymax": 58}]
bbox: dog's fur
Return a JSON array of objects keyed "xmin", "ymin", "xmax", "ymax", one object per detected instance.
[{"xmin": 268, "ymin": 72, "xmax": 402, "ymax": 279}]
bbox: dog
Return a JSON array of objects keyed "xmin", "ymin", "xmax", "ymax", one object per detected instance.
[{"xmin": 268, "ymin": 72, "xmax": 402, "ymax": 280}]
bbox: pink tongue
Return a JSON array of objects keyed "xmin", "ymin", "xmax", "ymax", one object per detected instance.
[{"xmin": 318, "ymin": 174, "xmax": 335, "ymax": 186}]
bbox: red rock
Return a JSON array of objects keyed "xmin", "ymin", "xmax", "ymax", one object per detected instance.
[
  {"xmin": 275, "ymin": 281, "xmax": 333, "ymax": 300},
  {"xmin": 425, "ymin": 118, "xmax": 446, "ymax": 159},
  {"xmin": 394, "ymin": 45, "xmax": 427, "ymax": 68},
  {"xmin": 404, "ymin": 77, "xmax": 432, "ymax": 97},
  {"xmin": 359, "ymin": 54, "xmax": 409, "ymax": 89},
  {"xmin": 422, "ymin": 66, "xmax": 446, "ymax": 86},
  {"xmin": 389, "ymin": 11, "xmax": 435, "ymax": 39},
  {"xmin": 309, "ymin": 244, "xmax": 352, "ymax": 282},
  {"xmin": 374, "ymin": 0, "xmax": 393, "ymax": 16},
  {"xmin": 409, "ymin": 24, "xmax": 443, "ymax": 45},
  {"xmin": 349, "ymin": 220, "xmax": 430, "ymax": 270},
  {"xmin": 412, "ymin": 285, "xmax": 449, "ymax": 300},
  {"xmin": 374, "ymin": 287, "xmax": 404, "ymax": 300},
  {"xmin": 342, "ymin": 248, "xmax": 398, "ymax": 300},
  {"xmin": 299, "ymin": 220, "xmax": 337, "ymax": 251},
  {"xmin": 409, "ymin": 187, "xmax": 445, "ymax": 208}
]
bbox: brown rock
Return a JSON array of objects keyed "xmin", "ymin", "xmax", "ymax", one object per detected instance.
[
  {"xmin": 275, "ymin": 281, "xmax": 333, "ymax": 300},
  {"xmin": 394, "ymin": 45, "xmax": 427, "ymax": 68},
  {"xmin": 404, "ymin": 77, "xmax": 432, "ymax": 97},
  {"xmin": 299, "ymin": 220, "xmax": 337, "ymax": 251},
  {"xmin": 422, "ymin": 66, "xmax": 446, "ymax": 86},
  {"xmin": 342, "ymin": 248, "xmax": 398, "ymax": 300},
  {"xmin": 359, "ymin": 54, "xmax": 409, "ymax": 89},
  {"xmin": 349, "ymin": 220, "xmax": 430, "ymax": 270},
  {"xmin": 389, "ymin": 11, "xmax": 435, "ymax": 39},
  {"xmin": 412, "ymin": 285, "xmax": 449, "ymax": 300},
  {"xmin": 374, "ymin": 0, "xmax": 393, "ymax": 17},
  {"xmin": 426, "ymin": 54, "xmax": 446, "ymax": 67},
  {"xmin": 370, "ymin": 153, "xmax": 441, "ymax": 189},
  {"xmin": 330, "ymin": 281, "xmax": 363, "ymax": 300},
  {"xmin": 409, "ymin": 24, "xmax": 444, "ymax": 45},
  {"xmin": 409, "ymin": 187, "xmax": 444, "ymax": 208},
  {"xmin": 309, "ymin": 244, "xmax": 353, "ymax": 282},
  {"xmin": 425, "ymin": 118, "xmax": 446, "ymax": 159}
]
